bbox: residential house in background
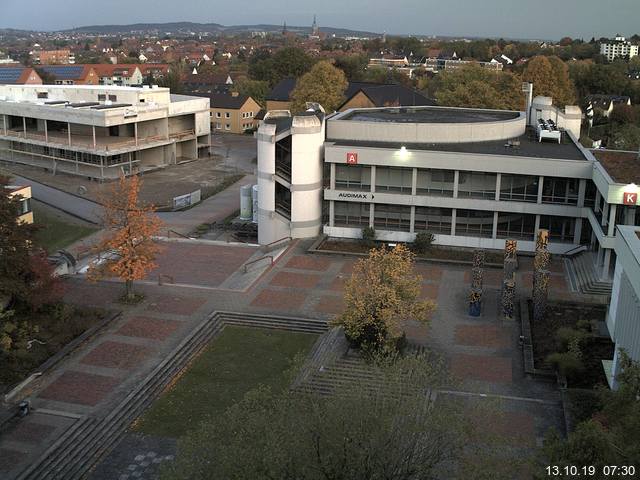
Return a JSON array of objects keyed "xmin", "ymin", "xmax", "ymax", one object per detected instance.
[
  {"xmin": 0, "ymin": 67, "xmax": 43, "ymax": 85},
  {"xmin": 32, "ymin": 49, "xmax": 75, "ymax": 65},
  {"xmin": 37, "ymin": 65, "xmax": 98, "ymax": 85},
  {"xmin": 600, "ymin": 35, "xmax": 639, "ymax": 62},
  {"xmin": 199, "ymin": 92, "xmax": 260, "ymax": 133},
  {"xmin": 93, "ymin": 64, "xmax": 144, "ymax": 86},
  {"xmin": 6, "ymin": 185, "xmax": 33, "ymax": 224},
  {"xmin": 183, "ymin": 73, "xmax": 234, "ymax": 94},
  {"xmin": 585, "ymin": 94, "xmax": 632, "ymax": 117}
]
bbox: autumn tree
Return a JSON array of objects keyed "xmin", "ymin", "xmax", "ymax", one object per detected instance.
[
  {"xmin": 523, "ymin": 55, "xmax": 576, "ymax": 106},
  {"xmin": 434, "ymin": 64, "xmax": 523, "ymax": 110},
  {"xmin": 88, "ymin": 174, "xmax": 162, "ymax": 301},
  {"xmin": 332, "ymin": 245, "xmax": 435, "ymax": 355},
  {"xmin": 233, "ymin": 78, "xmax": 270, "ymax": 108},
  {"xmin": 290, "ymin": 60, "xmax": 349, "ymax": 113}
]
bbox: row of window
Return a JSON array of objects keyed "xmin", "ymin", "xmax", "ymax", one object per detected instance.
[
  {"xmin": 334, "ymin": 165, "xmax": 580, "ymax": 205},
  {"xmin": 213, "ymin": 111, "xmax": 255, "ymax": 119},
  {"xmin": 332, "ymin": 201, "xmax": 576, "ymax": 242},
  {"xmin": 9, "ymin": 141, "xmax": 130, "ymax": 166}
]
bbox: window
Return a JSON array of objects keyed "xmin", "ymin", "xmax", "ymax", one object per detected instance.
[
  {"xmin": 374, "ymin": 204, "xmax": 411, "ymax": 232},
  {"xmin": 216, "ymin": 112, "xmax": 221, "ymax": 118},
  {"xmin": 108, "ymin": 95, "xmax": 117, "ymax": 102},
  {"xmin": 215, "ymin": 123, "xmax": 222, "ymax": 129},
  {"xmin": 225, "ymin": 112, "xmax": 230, "ymax": 118},
  {"xmin": 539, "ymin": 215, "xmax": 576, "ymax": 243},
  {"xmin": 335, "ymin": 165, "xmax": 371, "ymax": 191},
  {"xmin": 541, "ymin": 177, "xmax": 578, "ymax": 205},
  {"xmin": 414, "ymin": 207, "xmax": 452, "ymax": 234},
  {"xmin": 37, "ymin": 92, "xmax": 48, "ymax": 99},
  {"xmin": 18, "ymin": 198, "xmax": 31, "ymax": 215},
  {"xmin": 375, "ymin": 167, "xmax": 412, "ymax": 194},
  {"xmin": 458, "ymin": 171, "xmax": 497, "ymax": 199},
  {"xmin": 416, "ymin": 168, "xmax": 454, "ymax": 197},
  {"xmin": 455, "ymin": 209, "xmax": 494, "ymax": 238},
  {"xmin": 334, "ymin": 201, "xmax": 370, "ymax": 227},
  {"xmin": 225, "ymin": 124, "xmax": 231, "ymax": 130},
  {"xmin": 500, "ymin": 174, "xmax": 539, "ymax": 203},
  {"xmin": 496, "ymin": 213, "xmax": 536, "ymax": 240}
]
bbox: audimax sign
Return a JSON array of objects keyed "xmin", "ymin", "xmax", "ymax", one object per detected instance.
[{"xmin": 337, "ymin": 192, "xmax": 374, "ymax": 200}]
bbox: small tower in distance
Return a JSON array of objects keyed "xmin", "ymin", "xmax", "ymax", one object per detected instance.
[{"xmin": 311, "ymin": 15, "xmax": 319, "ymax": 37}]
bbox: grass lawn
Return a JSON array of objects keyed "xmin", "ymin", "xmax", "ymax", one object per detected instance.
[
  {"xmin": 32, "ymin": 202, "xmax": 97, "ymax": 252},
  {"xmin": 133, "ymin": 326, "xmax": 318, "ymax": 438}
]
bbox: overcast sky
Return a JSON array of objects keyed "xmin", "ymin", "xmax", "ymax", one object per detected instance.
[{"xmin": 2, "ymin": 0, "xmax": 638, "ymax": 40}]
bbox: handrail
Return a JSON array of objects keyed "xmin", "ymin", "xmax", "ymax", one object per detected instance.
[
  {"xmin": 158, "ymin": 274, "xmax": 174, "ymax": 285},
  {"xmin": 261, "ymin": 236, "xmax": 292, "ymax": 253},
  {"xmin": 243, "ymin": 255, "xmax": 273, "ymax": 273},
  {"xmin": 167, "ymin": 229, "xmax": 191, "ymax": 239},
  {"xmin": 564, "ymin": 244, "xmax": 587, "ymax": 257}
]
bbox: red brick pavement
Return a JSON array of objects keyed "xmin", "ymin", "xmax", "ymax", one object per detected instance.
[
  {"xmin": 9, "ymin": 421, "xmax": 57, "ymax": 444},
  {"xmin": 463, "ymin": 269, "xmax": 505, "ymax": 287},
  {"xmin": 403, "ymin": 322, "xmax": 430, "ymax": 344},
  {"xmin": 80, "ymin": 341, "xmax": 151, "ymax": 370},
  {"xmin": 454, "ymin": 324, "xmax": 511, "ymax": 349},
  {"xmin": 285, "ymin": 255, "xmax": 331, "ymax": 272},
  {"xmin": 450, "ymin": 354, "xmax": 513, "ymax": 383},
  {"xmin": 39, "ymin": 371, "xmax": 120, "ymax": 406},
  {"xmin": 250, "ymin": 289, "xmax": 307, "ymax": 311},
  {"xmin": 150, "ymin": 243, "xmax": 256, "ymax": 287},
  {"xmin": 145, "ymin": 295, "xmax": 206, "ymax": 316},
  {"xmin": 420, "ymin": 284, "xmax": 439, "ymax": 300},
  {"xmin": 116, "ymin": 316, "xmax": 182, "ymax": 341},
  {"xmin": 475, "ymin": 411, "xmax": 536, "ymax": 447},
  {"xmin": 269, "ymin": 271, "xmax": 321, "ymax": 289},
  {"xmin": 313, "ymin": 295, "xmax": 345, "ymax": 315},
  {"xmin": 63, "ymin": 281, "xmax": 122, "ymax": 308},
  {"xmin": 414, "ymin": 264, "xmax": 443, "ymax": 282},
  {"xmin": 340, "ymin": 260, "xmax": 357, "ymax": 274},
  {"xmin": 329, "ymin": 276, "xmax": 346, "ymax": 292}
]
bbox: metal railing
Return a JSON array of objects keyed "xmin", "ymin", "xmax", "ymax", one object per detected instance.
[
  {"xmin": 261, "ymin": 236, "xmax": 292, "ymax": 253},
  {"xmin": 243, "ymin": 255, "xmax": 273, "ymax": 273},
  {"xmin": 158, "ymin": 274, "xmax": 175, "ymax": 285},
  {"xmin": 563, "ymin": 244, "xmax": 588, "ymax": 257},
  {"xmin": 1, "ymin": 129, "xmax": 168, "ymax": 151},
  {"xmin": 167, "ymin": 229, "xmax": 191, "ymax": 239}
]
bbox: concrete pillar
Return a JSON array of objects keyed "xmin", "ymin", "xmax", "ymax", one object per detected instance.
[
  {"xmin": 44, "ymin": 119, "xmax": 48, "ymax": 143},
  {"xmin": 492, "ymin": 211, "xmax": 498, "ymax": 239},
  {"xmin": 495, "ymin": 173, "xmax": 501, "ymax": 201},
  {"xmin": 602, "ymin": 201, "xmax": 609, "ymax": 228},
  {"xmin": 330, "ymin": 163, "xmax": 335, "ymax": 189},
  {"xmin": 67, "ymin": 122, "xmax": 72, "ymax": 146},
  {"xmin": 370, "ymin": 165, "xmax": 376, "ymax": 193},
  {"xmin": 577, "ymin": 179, "xmax": 586, "ymax": 208},
  {"xmin": 99, "ymin": 155, "xmax": 104, "ymax": 179},
  {"xmin": 453, "ymin": 170, "xmax": 459, "ymax": 198},
  {"xmin": 369, "ymin": 202, "xmax": 375, "ymax": 227},
  {"xmin": 134, "ymin": 122, "xmax": 139, "ymax": 147},
  {"xmin": 329, "ymin": 200, "xmax": 334, "ymax": 227},
  {"xmin": 411, "ymin": 168, "xmax": 417, "ymax": 196},
  {"xmin": 573, "ymin": 218, "xmax": 583, "ymax": 245},
  {"xmin": 537, "ymin": 176, "xmax": 544, "ymax": 204},
  {"xmin": 92, "ymin": 125, "xmax": 97, "ymax": 148},
  {"xmin": 534, "ymin": 214, "xmax": 541, "ymax": 237},
  {"xmin": 595, "ymin": 190, "xmax": 601, "ymax": 212},
  {"xmin": 602, "ymin": 249, "xmax": 612, "ymax": 281},
  {"xmin": 22, "ymin": 117, "xmax": 26, "ymax": 137},
  {"xmin": 625, "ymin": 207, "xmax": 636, "ymax": 226},
  {"xmin": 608, "ymin": 204, "xmax": 617, "ymax": 237},
  {"xmin": 3, "ymin": 114, "xmax": 7, "ymax": 135},
  {"xmin": 410, "ymin": 205, "xmax": 416, "ymax": 233},
  {"xmin": 450, "ymin": 209, "xmax": 457, "ymax": 236}
]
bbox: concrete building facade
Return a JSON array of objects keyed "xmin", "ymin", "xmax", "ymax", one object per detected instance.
[
  {"xmin": 600, "ymin": 35, "xmax": 639, "ymax": 61},
  {"xmin": 0, "ymin": 84, "xmax": 211, "ymax": 180},
  {"xmin": 6, "ymin": 185, "xmax": 33, "ymax": 224}
]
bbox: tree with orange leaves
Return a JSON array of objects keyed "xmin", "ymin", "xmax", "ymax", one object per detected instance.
[{"xmin": 88, "ymin": 174, "xmax": 162, "ymax": 301}]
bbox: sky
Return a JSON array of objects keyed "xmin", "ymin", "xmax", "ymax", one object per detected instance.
[{"xmin": 1, "ymin": 0, "xmax": 639, "ymax": 40}]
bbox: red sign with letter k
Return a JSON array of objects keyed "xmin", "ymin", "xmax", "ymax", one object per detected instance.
[{"xmin": 623, "ymin": 192, "xmax": 638, "ymax": 205}]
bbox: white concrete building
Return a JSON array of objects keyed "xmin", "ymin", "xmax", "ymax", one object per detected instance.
[
  {"xmin": 605, "ymin": 225, "xmax": 640, "ymax": 388},
  {"xmin": 600, "ymin": 35, "xmax": 639, "ymax": 62},
  {"xmin": 0, "ymin": 84, "xmax": 211, "ymax": 180},
  {"xmin": 257, "ymin": 96, "xmax": 640, "ymax": 284}
]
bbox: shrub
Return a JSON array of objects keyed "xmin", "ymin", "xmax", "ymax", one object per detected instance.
[
  {"xmin": 412, "ymin": 231, "xmax": 435, "ymax": 255},
  {"xmin": 547, "ymin": 351, "xmax": 585, "ymax": 379},
  {"xmin": 360, "ymin": 227, "xmax": 376, "ymax": 248}
]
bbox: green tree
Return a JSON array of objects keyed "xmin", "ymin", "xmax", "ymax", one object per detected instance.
[
  {"xmin": 233, "ymin": 78, "xmax": 270, "ymax": 108},
  {"xmin": 334, "ymin": 54, "xmax": 369, "ymax": 81},
  {"xmin": 435, "ymin": 64, "xmax": 523, "ymax": 110},
  {"xmin": 523, "ymin": 55, "xmax": 576, "ymax": 106},
  {"xmin": 290, "ymin": 60, "xmax": 348, "ymax": 113},
  {"xmin": 157, "ymin": 69, "xmax": 183, "ymax": 94},
  {"xmin": 332, "ymin": 245, "xmax": 435, "ymax": 355},
  {"xmin": 249, "ymin": 47, "xmax": 314, "ymax": 86},
  {"xmin": 609, "ymin": 124, "xmax": 640, "ymax": 150},
  {"xmin": 162, "ymin": 354, "xmax": 495, "ymax": 480}
]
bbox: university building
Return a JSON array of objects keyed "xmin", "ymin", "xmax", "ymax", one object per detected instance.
[
  {"xmin": 257, "ymin": 96, "xmax": 640, "ymax": 282},
  {"xmin": 0, "ymin": 84, "xmax": 210, "ymax": 180}
]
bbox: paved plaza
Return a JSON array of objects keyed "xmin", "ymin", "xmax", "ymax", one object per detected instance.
[{"xmin": 0, "ymin": 238, "xmax": 578, "ymax": 479}]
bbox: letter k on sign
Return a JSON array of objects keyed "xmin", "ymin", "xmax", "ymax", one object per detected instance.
[{"xmin": 623, "ymin": 192, "xmax": 637, "ymax": 205}]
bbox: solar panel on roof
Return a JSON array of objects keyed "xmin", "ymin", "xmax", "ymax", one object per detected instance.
[
  {"xmin": 39, "ymin": 66, "xmax": 84, "ymax": 80},
  {"xmin": 0, "ymin": 68, "xmax": 25, "ymax": 83},
  {"xmin": 67, "ymin": 102, "xmax": 100, "ymax": 108},
  {"xmin": 91, "ymin": 103, "xmax": 132, "ymax": 110}
]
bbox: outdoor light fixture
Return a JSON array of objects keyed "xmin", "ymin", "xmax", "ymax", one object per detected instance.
[{"xmin": 398, "ymin": 145, "xmax": 409, "ymax": 159}]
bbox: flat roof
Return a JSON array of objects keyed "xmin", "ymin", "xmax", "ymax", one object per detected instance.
[
  {"xmin": 332, "ymin": 132, "xmax": 586, "ymax": 161},
  {"xmin": 0, "ymin": 84, "xmax": 170, "ymax": 93},
  {"xmin": 339, "ymin": 106, "xmax": 520, "ymax": 124},
  {"xmin": 591, "ymin": 149, "xmax": 640, "ymax": 184}
]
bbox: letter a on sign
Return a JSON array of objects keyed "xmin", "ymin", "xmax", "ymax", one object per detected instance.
[
  {"xmin": 346, "ymin": 152, "xmax": 358, "ymax": 165},
  {"xmin": 623, "ymin": 192, "xmax": 638, "ymax": 205}
]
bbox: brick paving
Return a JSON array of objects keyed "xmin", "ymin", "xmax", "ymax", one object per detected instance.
[
  {"xmin": 450, "ymin": 354, "xmax": 513, "ymax": 383},
  {"xmin": 269, "ymin": 271, "xmax": 321, "ymax": 289},
  {"xmin": 454, "ymin": 324, "xmax": 511, "ymax": 349},
  {"xmin": 250, "ymin": 288, "xmax": 307, "ymax": 311},
  {"xmin": 414, "ymin": 264, "xmax": 443, "ymax": 282},
  {"xmin": 475, "ymin": 411, "xmax": 536, "ymax": 447},
  {"xmin": 313, "ymin": 295, "xmax": 345, "ymax": 315},
  {"xmin": 420, "ymin": 283, "xmax": 439, "ymax": 300},
  {"xmin": 145, "ymin": 295, "xmax": 206, "ymax": 316},
  {"xmin": 464, "ymin": 269, "xmax": 506, "ymax": 287},
  {"xmin": 9, "ymin": 422, "xmax": 57, "ymax": 444},
  {"xmin": 38, "ymin": 371, "xmax": 121, "ymax": 406},
  {"xmin": 285, "ymin": 255, "xmax": 331, "ymax": 271},
  {"xmin": 80, "ymin": 341, "xmax": 152, "ymax": 370},
  {"xmin": 116, "ymin": 316, "xmax": 182, "ymax": 341}
]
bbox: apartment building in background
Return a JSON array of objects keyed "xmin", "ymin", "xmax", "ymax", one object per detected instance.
[
  {"xmin": 600, "ymin": 35, "xmax": 639, "ymax": 61},
  {"xmin": 0, "ymin": 84, "xmax": 211, "ymax": 180},
  {"xmin": 6, "ymin": 185, "xmax": 33, "ymax": 224},
  {"xmin": 32, "ymin": 49, "xmax": 75, "ymax": 65},
  {"xmin": 36, "ymin": 65, "xmax": 98, "ymax": 85},
  {"xmin": 200, "ymin": 93, "xmax": 260, "ymax": 134}
]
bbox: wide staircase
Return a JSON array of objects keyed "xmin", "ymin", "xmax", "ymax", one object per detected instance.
[{"xmin": 564, "ymin": 251, "xmax": 613, "ymax": 297}]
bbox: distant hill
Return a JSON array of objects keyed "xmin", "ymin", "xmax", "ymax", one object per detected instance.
[{"xmin": 62, "ymin": 21, "xmax": 380, "ymax": 38}]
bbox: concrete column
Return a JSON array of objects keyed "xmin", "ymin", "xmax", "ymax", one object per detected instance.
[
  {"xmin": 369, "ymin": 202, "xmax": 375, "ymax": 227},
  {"xmin": 99, "ymin": 155, "xmax": 104, "ymax": 179},
  {"xmin": 534, "ymin": 214, "xmax": 541, "ymax": 237},
  {"xmin": 625, "ymin": 207, "xmax": 636, "ymax": 225},
  {"xmin": 330, "ymin": 163, "xmax": 335, "ymax": 189},
  {"xmin": 134, "ymin": 122, "xmax": 139, "ymax": 147},
  {"xmin": 411, "ymin": 168, "xmax": 417, "ymax": 196},
  {"xmin": 495, "ymin": 173, "xmax": 501, "ymax": 201},
  {"xmin": 450, "ymin": 209, "xmax": 457, "ymax": 236},
  {"xmin": 410, "ymin": 205, "xmax": 416, "ymax": 233},
  {"xmin": 577, "ymin": 179, "xmax": 586, "ymax": 208},
  {"xmin": 22, "ymin": 117, "xmax": 26, "ymax": 137},
  {"xmin": 595, "ymin": 190, "xmax": 601, "ymax": 213},
  {"xmin": 329, "ymin": 200, "xmax": 335, "ymax": 227},
  {"xmin": 453, "ymin": 170, "xmax": 459, "ymax": 198},
  {"xmin": 608, "ymin": 204, "xmax": 617, "ymax": 237},
  {"xmin": 601, "ymin": 201, "xmax": 609, "ymax": 228},
  {"xmin": 492, "ymin": 211, "xmax": 498, "ymax": 239},
  {"xmin": 3, "ymin": 114, "xmax": 7, "ymax": 135},
  {"xmin": 67, "ymin": 122, "xmax": 72, "ymax": 146},
  {"xmin": 370, "ymin": 165, "xmax": 376, "ymax": 193},
  {"xmin": 573, "ymin": 218, "xmax": 583, "ymax": 245},
  {"xmin": 44, "ymin": 119, "xmax": 48, "ymax": 143},
  {"xmin": 602, "ymin": 249, "xmax": 612, "ymax": 281},
  {"xmin": 537, "ymin": 176, "xmax": 544, "ymax": 204},
  {"xmin": 92, "ymin": 125, "xmax": 97, "ymax": 148}
]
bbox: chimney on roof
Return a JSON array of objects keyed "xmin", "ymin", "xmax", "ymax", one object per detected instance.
[{"xmin": 231, "ymin": 91, "xmax": 239, "ymax": 97}]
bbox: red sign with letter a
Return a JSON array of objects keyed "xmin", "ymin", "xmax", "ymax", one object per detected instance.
[
  {"xmin": 623, "ymin": 192, "xmax": 638, "ymax": 205},
  {"xmin": 346, "ymin": 152, "xmax": 358, "ymax": 165}
]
